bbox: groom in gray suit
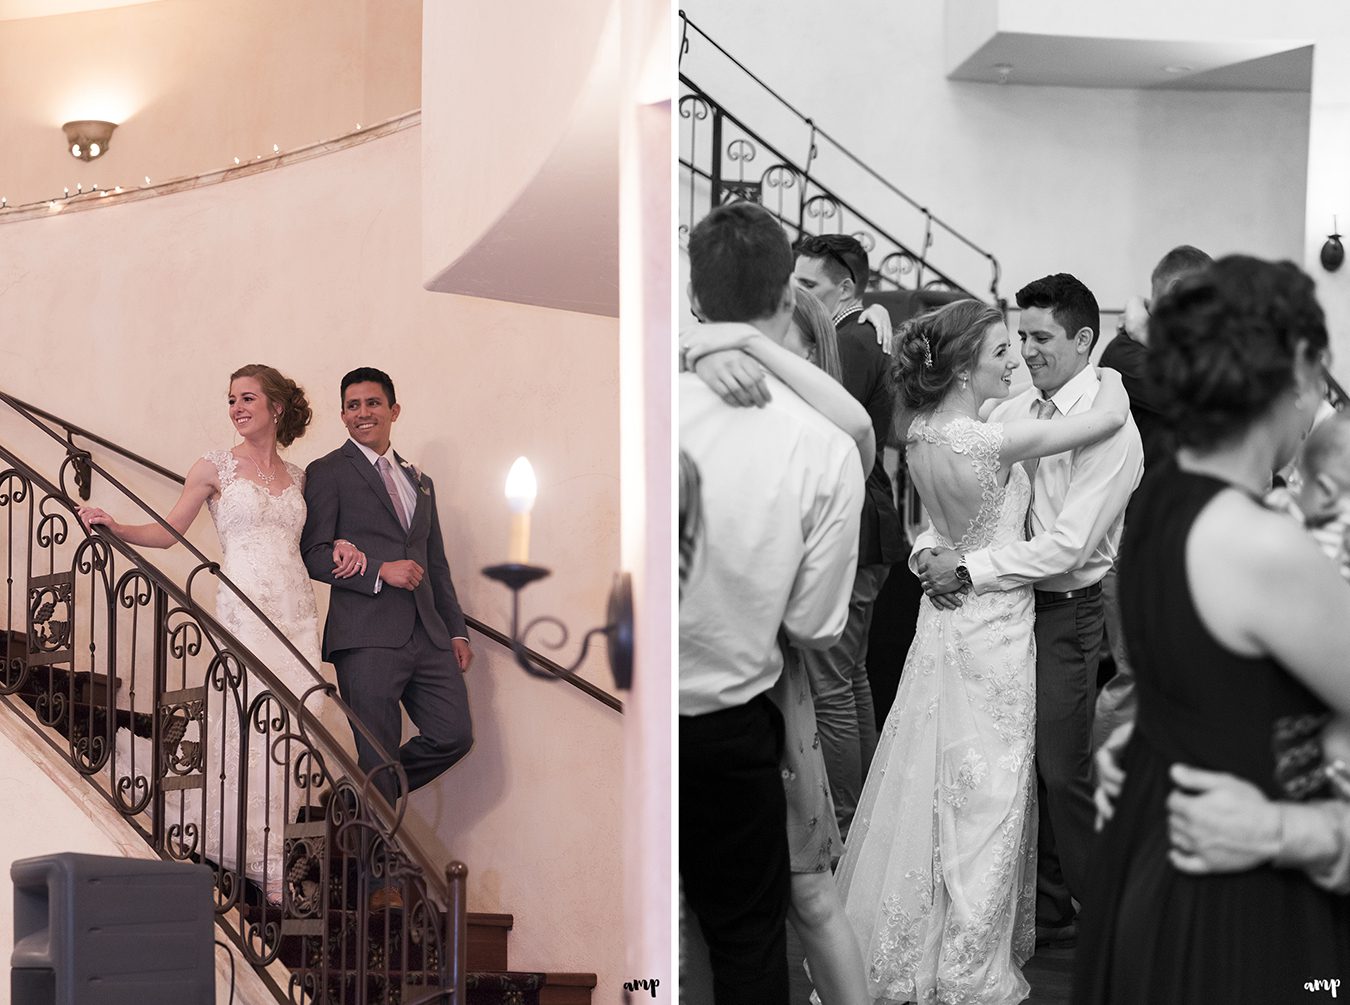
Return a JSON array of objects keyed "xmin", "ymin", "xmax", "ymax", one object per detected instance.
[{"xmin": 301, "ymin": 367, "xmax": 474, "ymax": 818}]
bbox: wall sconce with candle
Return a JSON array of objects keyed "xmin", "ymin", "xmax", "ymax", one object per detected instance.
[
  {"xmin": 63, "ymin": 120, "xmax": 118, "ymax": 161},
  {"xmin": 483, "ymin": 457, "xmax": 634, "ymax": 690}
]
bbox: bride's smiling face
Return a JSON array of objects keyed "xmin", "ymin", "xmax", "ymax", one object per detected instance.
[
  {"xmin": 969, "ymin": 321, "xmax": 1018, "ymax": 404},
  {"xmin": 228, "ymin": 377, "xmax": 279, "ymax": 439}
]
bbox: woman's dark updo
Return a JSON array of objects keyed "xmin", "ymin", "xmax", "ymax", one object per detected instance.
[
  {"xmin": 891, "ymin": 299, "xmax": 1004, "ymax": 412},
  {"xmin": 229, "ymin": 364, "xmax": 313, "ymax": 447},
  {"xmin": 1148, "ymin": 256, "xmax": 1327, "ymax": 450}
]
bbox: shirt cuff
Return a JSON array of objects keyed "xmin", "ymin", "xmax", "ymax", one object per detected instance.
[
  {"xmin": 963, "ymin": 548, "xmax": 997, "ymax": 595},
  {"xmin": 373, "ymin": 576, "xmax": 382, "ymax": 595}
]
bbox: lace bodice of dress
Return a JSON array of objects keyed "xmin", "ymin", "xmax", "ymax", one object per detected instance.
[
  {"xmin": 907, "ymin": 414, "xmax": 1031, "ymax": 552},
  {"xmin": 203, "ymin": 449, "xmax": 315, "ymax": 637}
]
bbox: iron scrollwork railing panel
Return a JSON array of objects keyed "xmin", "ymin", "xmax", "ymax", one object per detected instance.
[
  {"xmin": 27, "ymin": 571, "xmax": 73, "ymax": 668},
  {"xmin": 679, "ymin": 23, "xmax": 1003, "ymax": 304},
  {"xmin": 0, "ymin": 443, "xmax": 464, "ymax": 1004}
]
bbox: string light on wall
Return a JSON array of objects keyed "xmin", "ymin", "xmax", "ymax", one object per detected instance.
[
  {"xmin": 482, "ymin": 457, "xmax": 635, "ymax": 690},
  {"xmin": 0, "ymin": 121, "xmax": 378, "ymax": 215},
  {"xmin": 62, "ymin": 120, "xmax": 117, "ymax": 161}
]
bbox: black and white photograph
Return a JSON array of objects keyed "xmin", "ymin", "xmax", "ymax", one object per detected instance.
[{"xmin": 678, "ymin": 2, "xmax": 1350, "ymax": 1002}]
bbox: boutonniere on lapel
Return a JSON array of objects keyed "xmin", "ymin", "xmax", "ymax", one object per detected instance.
[{"xmin": 401, "ymin": 458, "xmax": 431, "ymax": 495}]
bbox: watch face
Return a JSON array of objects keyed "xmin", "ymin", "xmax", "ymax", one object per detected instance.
[{"xmin": 956, "ymin": 564, "xmax": 971, "ymax": 584}]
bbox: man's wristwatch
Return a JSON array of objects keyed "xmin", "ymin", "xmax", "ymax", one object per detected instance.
[{"xmin": 955, "ymin": 556, "xmax": 972, "ymax": 587}]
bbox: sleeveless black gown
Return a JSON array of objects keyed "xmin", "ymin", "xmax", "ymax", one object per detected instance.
[{"xmin": 1073, "ymin": 459, "xmax": 1350, "ymax": 1003}]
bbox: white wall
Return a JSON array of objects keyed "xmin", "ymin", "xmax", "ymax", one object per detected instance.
[
  {"xmin": 679, "ymin": 0, "xmax": 1309, "ymax": 315},
  {"xmin": 0, "ymin": 124, "xmax": 626, "ymax": 997},
  {"xmin": 0, "ymin": 714, "xmax": 277, "ymax": 1005},
  {"xmin": 0, "ymin": 0, "xmax": 420, "ymax": 208}
]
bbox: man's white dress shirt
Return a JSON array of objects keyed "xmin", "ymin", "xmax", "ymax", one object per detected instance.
[
  {"xmin": 679, "ymin": 372, "xmax": 864, "ymax": 716},
  {"xmin": 910, "ymin": 365, "xmax": 1143, "ymax": 594}
]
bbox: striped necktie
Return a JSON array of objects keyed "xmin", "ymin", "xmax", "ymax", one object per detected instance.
[{"xmin": 377, "ymin": 455, "xmax": 411, "ymax": 532}]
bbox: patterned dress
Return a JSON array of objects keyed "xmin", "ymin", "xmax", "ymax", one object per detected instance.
[
  {"xmin": 835, "ymin": 415, "xmax": 1036, "ymax": 1005},
  {"xmin": 198, "ymin": 450, "xmax": 324, "ymax": 898}
]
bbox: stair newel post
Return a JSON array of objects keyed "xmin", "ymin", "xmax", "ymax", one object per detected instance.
[
  {"xmin": 446, "ymin": 861, "xmax": 468, "ymax": 1003},
  {"xmin": 150, "ymin": 583, "xmax": 168, "ymax": 850}
]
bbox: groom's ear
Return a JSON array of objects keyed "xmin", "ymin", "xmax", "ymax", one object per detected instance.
[{"xmin": 390, "ymin": 402, "xmax": 401, "ymax": 422}]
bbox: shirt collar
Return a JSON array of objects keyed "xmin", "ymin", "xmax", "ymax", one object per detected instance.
[
  {"xmin": 350, "ymin": 438, "xmax": 394, "ymax": 466},
  {"xmin": 1038, "ymin": 364, "xmax": 1097, "ymax": 416},
  {"xmin": 833, "ymin": 303, "xmax": 864, "ymax": 326}
]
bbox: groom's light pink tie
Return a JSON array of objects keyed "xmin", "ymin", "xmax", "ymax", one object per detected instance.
[
  {"xmin": 1024, "ymin": 397, "xmax": 1055, "ymax": 539},
  {"xmin": 377, "ymin": 455, "xmax": 411, "ymax": 532}
]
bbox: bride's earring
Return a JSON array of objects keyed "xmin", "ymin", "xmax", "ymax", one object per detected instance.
[{"xmin": 958, "ymin": 374, "xmax": 969, "ymax": 390}]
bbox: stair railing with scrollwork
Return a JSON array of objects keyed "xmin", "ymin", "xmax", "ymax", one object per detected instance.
[
  {"xmin": 0, "ymin": 390, "xmax": 467, "ymax": 1005},
  {"xmin": 678, "ymin": 11, "xmax": 1003, "ymax": 306}
]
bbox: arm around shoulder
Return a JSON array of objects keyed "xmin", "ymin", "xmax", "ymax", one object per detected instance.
[{"xmin": 782, "ymin": 448, "xmax": 864, "ymax": 648}]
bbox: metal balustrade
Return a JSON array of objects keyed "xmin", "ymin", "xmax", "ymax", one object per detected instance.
[
  {"xmin": 678, "ymin": 11, "xmax": 1004, "ymax": 306},
  {"xmin": 0, "ymin": 392, "xmax": 468, "ymax": 1005}
]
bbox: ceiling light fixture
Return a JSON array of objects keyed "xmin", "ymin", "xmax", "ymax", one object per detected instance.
[
  {"xmin": 63, "ymin": 120, "xmax": 117, "ymax": 161},
  {"xmin": 1162, "ymin": 65, "xmax": 1193, "ymax": 74}
]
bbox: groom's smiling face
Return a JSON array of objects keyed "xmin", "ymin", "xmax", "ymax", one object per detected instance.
[{"xmin": 342, "ymin": 380, "xmax": 400, "ymax": 455}]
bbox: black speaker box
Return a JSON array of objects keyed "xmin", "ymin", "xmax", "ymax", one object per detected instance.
[{"xmin": 10, "ymin": 852, "xmax": 215, "ymax": 1004}]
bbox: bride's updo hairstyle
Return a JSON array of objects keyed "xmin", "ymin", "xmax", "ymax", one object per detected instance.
[
  {"xmin": 229, "ymin": 364, "xmax": 313, "ymax": 447},
  {"xmin": 1147, "ymin": 256, "xmax": 1327, "ymax": 450},
  {"xmin": 892, "ymin": 299, "xmax": 1004, "ymax": 412}
]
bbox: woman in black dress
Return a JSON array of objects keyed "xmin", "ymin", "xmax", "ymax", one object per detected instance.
[{"xmin": 1074, "ymin": 256, "xmax": 1350, "ymax": 1003}]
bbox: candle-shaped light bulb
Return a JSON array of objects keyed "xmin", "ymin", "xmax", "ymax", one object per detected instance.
[{"xmin": 505, "ymin": 457, "xmax": 537, "ymax": 563}]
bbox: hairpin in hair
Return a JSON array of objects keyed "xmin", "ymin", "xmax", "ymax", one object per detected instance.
[{"xmin": 921, "ymin": 331, "xmax": 934, "ymax": 368}]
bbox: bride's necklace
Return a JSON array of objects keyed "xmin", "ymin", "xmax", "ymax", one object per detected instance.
[{"xmin": 238, "ymin": 450, "xmax": 277, "ymax": 487}]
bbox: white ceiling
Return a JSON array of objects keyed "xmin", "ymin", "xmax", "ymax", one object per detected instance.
[
  {"xmin": 0, "ymin": 0, "xmax": 164, "ymax": 21},
  {"xmin": 949, "ymin": 33, "xmax": 1312, "ymax": 92}
]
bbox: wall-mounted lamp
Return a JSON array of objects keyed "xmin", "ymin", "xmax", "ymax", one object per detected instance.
[
  {"xmin": 63, "ymin": 120, "xmax": 117, "ymax": 161},
  {"xmin": 483, "ymin": 457, "xmax": 634, "ymax": 690},
  {"xmin": 1322, "ymin": 217, "xmax": 1344, "ymax": 273}
]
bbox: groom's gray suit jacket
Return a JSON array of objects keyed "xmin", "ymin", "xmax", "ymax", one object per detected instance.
[{"xmin": 301, "ymin": 440, "xmax": 468, "ymax": 661}]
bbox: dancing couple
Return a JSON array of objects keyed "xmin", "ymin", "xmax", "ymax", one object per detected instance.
[
  {"xmin": 697, "ymin": 275, "xmax": 1141, "ymax": 1003},
  {"xmin": 80, "ymin": 364, "xmax": 473, "ymax": 909}
]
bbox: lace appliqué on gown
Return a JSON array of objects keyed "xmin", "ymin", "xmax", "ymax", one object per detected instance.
[
  {"xmin": 836, "ymin": 415, "xmax": 1037, "ymax": 1005},
  {"xmin": 193, "ymin": 451, "xmax": 324, "ymax": 897}
]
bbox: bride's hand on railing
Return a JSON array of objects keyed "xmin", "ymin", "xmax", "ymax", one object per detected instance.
[
  {"xmin": 332, "ymin": 539, "xmax": 367, "ymax": 579},
  {"xmin": 77, "ymin": 505, "xmax": 119, "ymax": 533}
]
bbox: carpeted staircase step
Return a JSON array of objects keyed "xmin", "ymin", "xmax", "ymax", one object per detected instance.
[
  {"xmin": 466, "ymin": 971, "xmax": 597, "ymax": 1005},
  {"xmin": 271, "ymin": 909, "xmax": 513, "ymax": 971}
]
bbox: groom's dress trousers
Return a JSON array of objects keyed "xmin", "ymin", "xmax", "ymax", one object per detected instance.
[
  {"xmin": 302, "ymin": 439, "xmax": 473, "ymax": 804},
  {"xmin": 680, "ymin": 372, "xmax": 862, "ymax": 1004},
  {"xmin": 798, "ymin": 307, "xmax": 905, "ymax": 841},
  {"xmin": 911, "ymin": 364, "xmax": 1143, "ymax": 924}
]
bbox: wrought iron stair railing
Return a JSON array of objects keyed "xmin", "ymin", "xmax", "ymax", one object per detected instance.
[
  {"xmin": 8, "ymin": 394, "xmax": 623, "ymax": 715},
  {"xmin": 678, "ymin": 11, "xmax": 1003, "ymax": 306},
  {"xmin": 0, "ymin": 393, "xmax": 470, "ymax": 1005}
]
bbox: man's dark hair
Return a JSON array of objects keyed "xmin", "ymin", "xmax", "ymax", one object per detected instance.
[
  {"xmin": 794, "ymin": 233, "xmax": 869, "ymax": 294},
  {"xmin": 1151, "ymin": 245, "xmax": 1213, "ymax": 299},
  {"xmin": 688, "ymin": 203, "xmax": 793, "ymax": 322},
  {"xmin": 1015, "ymin": 273, "xmax": 1101, "ymax": 351},
  {"xmin": 341, "ymin": 367, "xmax": 397, "ymax": 406}
]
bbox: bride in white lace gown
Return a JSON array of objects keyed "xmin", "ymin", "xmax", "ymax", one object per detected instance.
[
  {"xmin": 80, "ymin": 364, "xmax": 365, "ymax": 903},
  {"xmin": 834, "ymin": 302, "xmax": 1128, "ymax": 1004}
]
